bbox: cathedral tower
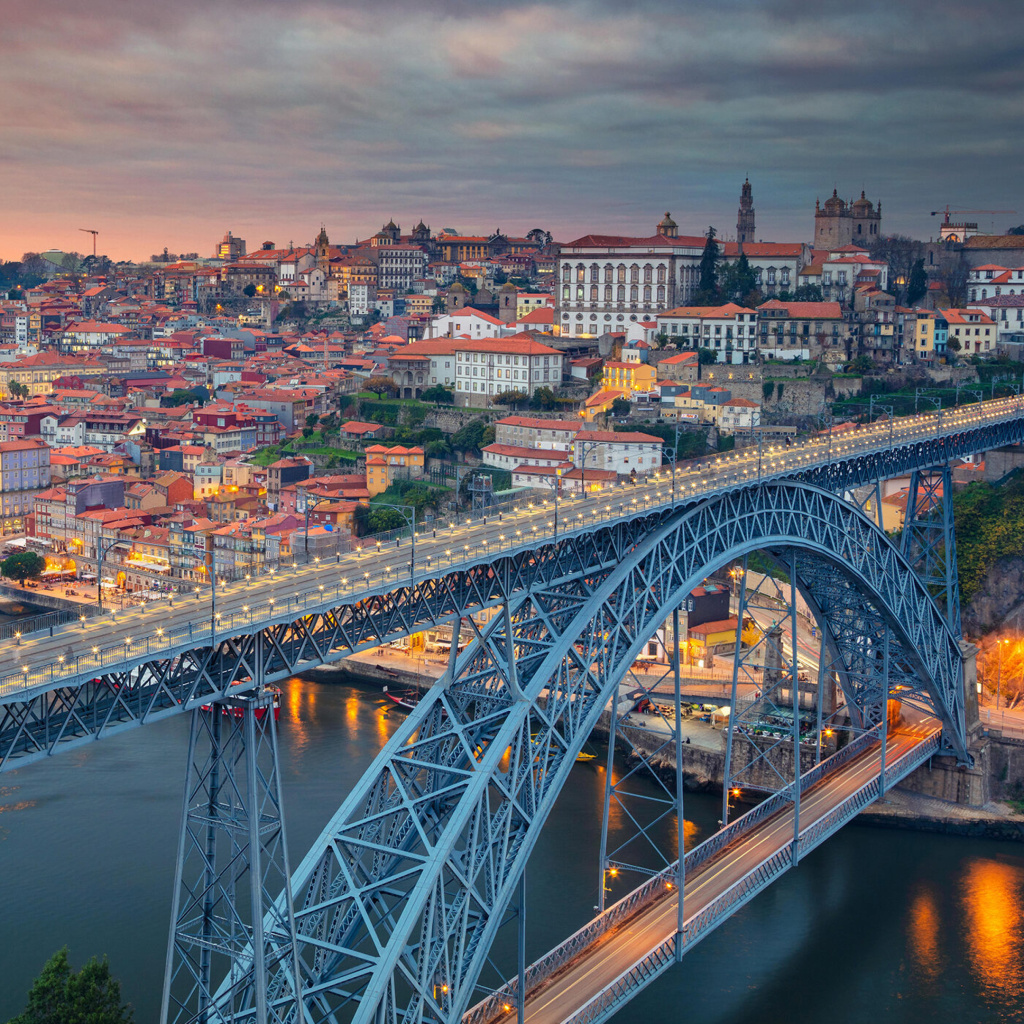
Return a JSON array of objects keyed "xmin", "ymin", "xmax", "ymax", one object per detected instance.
[{"xmin": 737, "ymin": 179, "xmax": 755, "ymax": 246}]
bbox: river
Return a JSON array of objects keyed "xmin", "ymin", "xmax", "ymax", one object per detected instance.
[{"xmin": 0, "ymin": 677, "xmax": 1021, "ymax": 1023}]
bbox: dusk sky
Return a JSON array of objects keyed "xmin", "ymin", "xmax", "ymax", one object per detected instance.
[{"xmin": 2, "ymin": 0, "xmax": 1021, "ymax": 262}]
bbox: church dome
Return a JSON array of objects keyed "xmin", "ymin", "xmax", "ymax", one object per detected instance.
[
  {"xmin": 658, "ymin": 212, "xmax": 678, "ymax": 231},
  {"xmin": 315, "ymin": 225, "xmax": 329, "ymax": 246},
  {"xmin": 851, "ymin": 191, "xmax": 874, "ymax": 213},
  {"xmin": 449, "ymin": 281, "xmax": 466, "ymax": 293},
  {"xmin": 822, "ymin": 189, "xmax": 846, "ymax": 215}
]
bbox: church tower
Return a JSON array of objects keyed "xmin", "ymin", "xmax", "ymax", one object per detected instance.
[
  {"xmin": 314, "ymin": 224, "xmax": 330, "ymax": 273},
  {"xmin": 737, "ymin": 179, "xmax": 755, "ymax": 246}
]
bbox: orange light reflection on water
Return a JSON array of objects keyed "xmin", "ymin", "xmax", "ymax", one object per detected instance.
[
  {"xmin": 907, "ymin": 885, "xmax": 941, "ymax": 983},
  {"xmin": 960, "ymin": 856, "xmax": 1024, "ymax": 1001}
]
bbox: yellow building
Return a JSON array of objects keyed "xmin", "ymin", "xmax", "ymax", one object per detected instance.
[
  {"xmin": 366, "ymin": 456, "xmax": 389, "ymax": 496},
  {"xmin": 600, "ymin": 361, "xmax": 656, "ymax": 398},
  {"xmin": 581, "ymin": 388, "xmax": 625, "ymax": 423},
  {"xmin": 404, "ymin": 294, "xmax": 435, "ymax": 316},
  {"xmin": 364, "ymin": 445, "xmax": 426, "ymax": 496},
  {"xmin": 914, "ymin": 314, "xmax": 937, "ymax": 361}
]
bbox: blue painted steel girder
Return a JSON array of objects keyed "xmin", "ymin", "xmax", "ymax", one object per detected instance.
[{"xmin": 241, "ymin": 482, "xmax": 965, "ymax": 1024}]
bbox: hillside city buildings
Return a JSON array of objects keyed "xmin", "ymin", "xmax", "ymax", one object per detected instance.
[{"xmin": 1, "ymin": 183, "xmax": 1021, "ymax": 595}]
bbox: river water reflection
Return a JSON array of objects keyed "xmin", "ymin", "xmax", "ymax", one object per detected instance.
[{"xmin": 0, "ymin": 678, "xmax": 1020, "ymax": 1023}]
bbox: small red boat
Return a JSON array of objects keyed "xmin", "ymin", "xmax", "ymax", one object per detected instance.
[
  {"xmin": 382, "ymin": 685, "xmax": 419, "ymax": 712},
  {"xmin": 202, "ymin": 685, "xmax": 282, "ymax": 721}
]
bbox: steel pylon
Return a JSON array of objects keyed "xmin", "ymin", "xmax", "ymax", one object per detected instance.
[
  {"xmin": 900, "ymin": 464, "xmax": 962, "ymax": 639},
  {"xmin": 161, "ymin": 674, "xmax": 301, "ymax": 1024}
]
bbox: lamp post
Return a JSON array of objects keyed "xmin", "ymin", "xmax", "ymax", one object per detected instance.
[
  {"xmin": 915, "ymin": 390, "xmax": 942, "ymax": 422},
  {"xmin": 549, "ymin": 467, "xmax": 562, "ymax": 539},
  {"xmin": 96, "ymin": 537, "xmax": 122, "ymax": 615},
  {"xmin": 996, "ymin": 638, "xmax": 1009, "ymax": 711},
  {"xmin": 370, "ymin": 502, "xmax": 417, "ymax": 582},
  {"xmin": 302, "ymin": 495, "xmax": 336, "ymax": 562},
  {"xmin": 869, "ymin": 396, "xmax": 896, "ymax": 448},
  {"xmin": 576, "ymin": 437, "xmax": 673, "ymax": 498}
]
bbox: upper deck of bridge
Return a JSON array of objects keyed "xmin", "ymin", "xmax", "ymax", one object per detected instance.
[{"xmin": 2, "ymin": 395, "xmax": 1021, "ymax": 704}]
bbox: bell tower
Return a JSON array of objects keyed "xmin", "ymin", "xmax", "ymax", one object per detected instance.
[
  {"xmin": 314, "ymin": 224, "xmax": 330, "ymax": 272},
  {"xmin": 737, "ymin": 179, "xmax": 755, "ymax": 246}
]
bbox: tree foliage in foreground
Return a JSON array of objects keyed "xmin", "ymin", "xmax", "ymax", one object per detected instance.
[{"xmin": 7, "ymin": 947, "xmax": 134, "ymax": 1024}]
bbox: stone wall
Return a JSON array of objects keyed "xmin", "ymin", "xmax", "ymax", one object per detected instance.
[{"xmin": 982, "ymin": 446, "xmax": 1024, "ymax": 482}]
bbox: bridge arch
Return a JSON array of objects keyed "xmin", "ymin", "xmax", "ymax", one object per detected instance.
[{"xmin": 247, "ymin": 483, "xmax": 965, "ymax": 1024}]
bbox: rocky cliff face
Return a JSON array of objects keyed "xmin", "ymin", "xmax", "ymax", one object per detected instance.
[{"xmin": 962, "ymin": 557, "xmax": 1024, "ymax": 635}]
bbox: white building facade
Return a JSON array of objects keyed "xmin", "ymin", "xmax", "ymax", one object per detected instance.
[{"xmin": 453, "ymin": 335, "xmax": 563, "ymax": 406}]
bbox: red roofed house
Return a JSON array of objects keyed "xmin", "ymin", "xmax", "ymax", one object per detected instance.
[
  {"xmin": 756, "ymin": 299, "xmax": 850, "ymax": 362},
  {"xmin": 341, "ymin": 420, "xmax": 384, "ymax": 439}
]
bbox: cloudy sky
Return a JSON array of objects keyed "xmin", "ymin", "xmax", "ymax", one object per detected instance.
[{"xmin": 1, "ymin": 0, "xmax": 1021, "ymax": 261}]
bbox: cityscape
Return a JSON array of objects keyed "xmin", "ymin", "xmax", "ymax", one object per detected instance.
[{"xmin": 0, "ymin": 3, "xmax": 1022, "ymax": 1024}]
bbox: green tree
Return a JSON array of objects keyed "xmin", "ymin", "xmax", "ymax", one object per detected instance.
[
  {"xmin": 243, "ymin": 283, "xmax": 257, "ymax": 297},
  {"xmin": 305, "ymin": 413, "xmax": 319, "ymax": 428},
  {"xmin": 493, "ymin": 389, "xmax": 528, "ymax": 408},
  {"xmin": 526, "ymin": 228, "xmax": 553, "ymax": 247},
  {"xmin": 367, "ymin": 507, "xmax": 406, "ymax": 532},
  {"xmin": 8, "ymin": 380, "xmax": 29, "ymax": 400},
  {"xmin": 906, "ymin": 258, "xmax": 928, "ymax": 306},
  {"xmin": 611, "ymin": 397, "xmax": 631, "ymax": 417},
  {"xmin": 847, "ymin": 355, "xmax": 874, "ymax": 373},
  {"xmin": 425, "ymin": 438, "xmax": 452, "ymax": 458},
  {"xmin": 451, "ymin": 420, "xmax": 488, "ymax": 454},
  {"xmin": 529, "ymin": 386, "xmax": 557, "ymax": 410},
  {"xmin": 420, "ymin": 385, "xmax": 454, "ymax": 404},
  {"xmin": 719, "ymin": 252, "xmax": 757, "ymax": 304},
  {"xmin": 792, "ymin": 283, "xmax": 824, "ymax": 302},
  {"xmin": 695, "ymin": 227, "xmax": 720, "ymax": 303},
  {"xmin": 1, "ymin": 551, "xmax": 46, "ymax": 582},
  {"xmin": 364, "ymin": 376, "xmax": 399, "ymax": 398},
  {"xmin": 697, "ymin": 348, "xmax": 717, "ymax": 365},
  {"xmin": 1008, "ymin": 224, "xmax": 1024, "ymax": 236},
  {"xmin": 302, "ymin": 426, "xmax": 314, "ymax": 439},
  {"xmin": 8, "ymin": 947, "xmax": 133, "ymax": 1024}
]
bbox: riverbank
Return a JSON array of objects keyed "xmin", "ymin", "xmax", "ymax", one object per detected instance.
[{"xmin": 858, "ymin": 787, "xmax": 1024, "ymax": 841}]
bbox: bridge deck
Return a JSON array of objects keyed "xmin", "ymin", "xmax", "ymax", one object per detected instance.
[
  {"xmin": 2, "ymin": 397, "xmax": 1018, "ymax": 706},
  {"xmin": 481, "ymin": 722, "xmax": 939, "ymax": 1024}
]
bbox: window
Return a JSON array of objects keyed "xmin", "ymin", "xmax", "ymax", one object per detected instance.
[
  {"xmin": 617, "ymin": 285, "xmax": 625, "ymax": 302},
  {"xmin": 604, "ymin": 284, "xmax": 612, "ymax": 301},
  {"xmin": 617, "ymin": 265, "xmax": 626, "ymax": 283},
  {"xmin": 630, "ymin": 285, "xmax": 638, "ymax": 301}
]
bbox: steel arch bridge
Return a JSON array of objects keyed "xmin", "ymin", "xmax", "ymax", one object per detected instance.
[{"xmin": 224, "ymin": 480, "xmax": 965, "ymax": 1024}]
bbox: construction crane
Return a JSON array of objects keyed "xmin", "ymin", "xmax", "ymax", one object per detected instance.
[
  {"xmin": 930, "ymin": 206, "xmax": 1016, "ymax": 225},
  {"xmin": 78, "ymin": 228, "xmax": 99, "ymax": 256}
]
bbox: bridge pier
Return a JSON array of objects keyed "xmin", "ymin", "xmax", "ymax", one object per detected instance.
[{"xmin": 161, "ymin": 638, "xmax": 301, "ymax": 1024}]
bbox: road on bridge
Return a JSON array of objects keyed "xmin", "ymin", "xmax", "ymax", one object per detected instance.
[
  {"xmin": 2, "ymin": 397, "xmax": 1015, "ymax": 703},
  {"xmin": 502, "ymin": 719, "xmax": 938, "ymax": 1024}
]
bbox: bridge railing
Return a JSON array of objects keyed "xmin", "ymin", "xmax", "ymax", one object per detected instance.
[
  {"xmin": 463, "ymin": 722, "xmax": 892, "ymax": 1024},
  {"xmin": 0, "ymin": 608, "xmax": 79, "ymax": 642},
  {"xmin": 557, "ymin": 730, "xmax": 941, "ymax": 1024}
]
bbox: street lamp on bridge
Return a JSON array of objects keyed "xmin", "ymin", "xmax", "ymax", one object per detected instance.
[
  {"xmin": 96, "ymin": 537, "xmax": 124, "ymax": 615},
  {"xmin": 369, "ymin": 502, "xmax": 417, "ymax": 582}
]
